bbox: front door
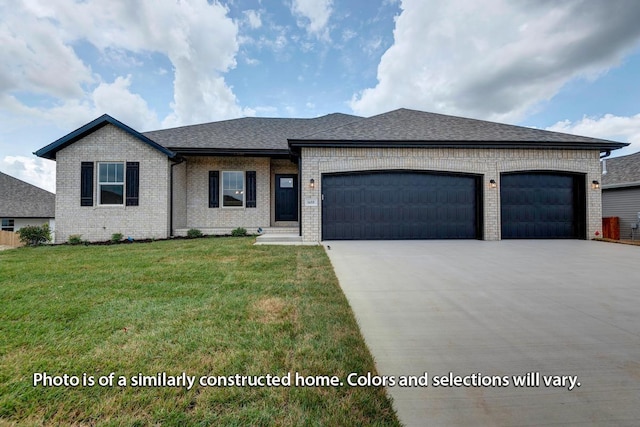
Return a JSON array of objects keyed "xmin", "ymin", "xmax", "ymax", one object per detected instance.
[{"xmin": 275, "ymin": 174, "xmax": 298, "ymax": 221}]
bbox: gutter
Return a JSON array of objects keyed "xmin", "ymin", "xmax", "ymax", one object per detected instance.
[{"xmin": 602, "ymin": 181, "xmax": 640, "ymax": 190}]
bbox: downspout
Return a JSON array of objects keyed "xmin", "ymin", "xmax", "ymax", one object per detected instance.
[
  {"xmin": 298, "ymin": 156, "xmax": 302, "ymax": 237},
  {"xmin": 170, "ymin": 157, "xmax": 185, "ymax": 237}
]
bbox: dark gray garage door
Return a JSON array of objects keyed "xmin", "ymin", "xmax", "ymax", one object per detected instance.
[
  {"xmin": 501, "ymin": 172, "xmax": 586, "ymax": 239},
  {"xmin": 322, "ymin": 171, "xmax": 481, "ymax": 240}
]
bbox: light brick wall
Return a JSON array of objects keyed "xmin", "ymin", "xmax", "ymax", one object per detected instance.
[
  {"xmin": 172, "ymin": 161, "xmax": 188, "ymax": 229},
  {"xmin": 184, "ymin": 156, "xmax": 272, "ymax": 231},
  {"xmin": 301, "ymin": 147, "xmax": 602, "ymax": 242},
  {"xmin": 55, "ymin": 124, "xmax": 171, "ymax": 243}
]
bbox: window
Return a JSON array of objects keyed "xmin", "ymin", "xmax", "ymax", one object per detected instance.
[
  {"xmin": 209, "ymin": 171, "xmax": 256, "ymax": 208},
  {"xmin": 98, "ymin": 162, "xmax": 124, "ymax": 205},
  {"xmin": 1, "ymin": 219, "xmax": 14, "ymax": 231},
  {"xmin": 222, "ymin": 171, "xmax": 244, "ymax": 207}
]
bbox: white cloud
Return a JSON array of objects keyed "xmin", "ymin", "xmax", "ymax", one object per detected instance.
[
  {"xmin": 1, "ymin": 156, "xmax": 56, "ymax": 193},
  {"xmin": 351, "ymin": 0, "xmax": 640, "ymax": 122},
  {"xmin": 244, "ymin": 10, "xmax": 262, "ymax": 29},
  {"xmin": 0, "ymin": 75, "xmax": 159, "ymax": 132},
  {"xmin": 547, "ymin": 113, "xmax": 640, "ymax": 156},
  {"xmin": 291, "ymin": 0, "xmax": 333, "ymax": 39},
  {"xmin": 0, "ymin": 2, "xmax": 94, "ymax": 99},
  {"xmin": 93, "ymin": 76, "xmax": 159, "ymax": 131},
  {"xmin": 0, "ymin": 0, "xmax": 246, "ymax": 130}
]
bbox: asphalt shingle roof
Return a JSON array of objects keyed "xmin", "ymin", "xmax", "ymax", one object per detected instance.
[
  {"xmin": 37, "ymin": 108, "xmax": 627, "ymax": 160},
  {"xmin": 0, "ymin": 172, "xmax": 55, "ymax": 218},
  {"xmin": 602, "ymin": 151, "xmax": 640, "ymax": 187},
  {"xmin": 143, "ymin": 113, "xmax": 364, "ymax": 152},
  {"xmin": 296, "ymin": 108, "xmax": 625, "ymax": 146}
]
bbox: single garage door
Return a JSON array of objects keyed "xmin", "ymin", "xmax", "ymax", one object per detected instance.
[
  {"xmin": 322, "ymin": 171, "xmax": 481, "ymax": 240},
  {"xmin": 500, "ymin": 172, "xmax": 586, "ymax": 239}
]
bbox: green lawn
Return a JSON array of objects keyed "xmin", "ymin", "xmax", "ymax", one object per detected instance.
[{"xmin": 0, "ymin": 237, "xmax": 399, "ymax": 426}]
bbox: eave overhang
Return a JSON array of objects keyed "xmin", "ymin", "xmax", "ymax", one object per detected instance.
[
  {"xmin": 34, "ymin": 114, "xmax": 178, "ymax": 160},
  {"xmin": 288, "ymin": 139, "xmax": 629, "ymax": 153},
  {"xmin": 171, "ymin": 148, "xmax": 292, "ymax": 158}
]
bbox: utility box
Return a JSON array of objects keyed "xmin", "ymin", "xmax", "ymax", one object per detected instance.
[{"xmin": 602, "ymin": 217, "xmax": 620, "ymax": 240}]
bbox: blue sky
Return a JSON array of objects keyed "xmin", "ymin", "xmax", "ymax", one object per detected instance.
[{"xmin": 2, "ymin": 0, "xmax": 640, "ymax": 192}]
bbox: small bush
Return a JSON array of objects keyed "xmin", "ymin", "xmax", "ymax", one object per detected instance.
[
  {"xmin": 111, "ymin": 233, "xmax": 123, "ymax": 243},
  {"xmin": 231, "ymin": 227, "xmax": 247, "ymax": 237},
  {"xmin": 68, "ymin": 234, "xmax": 83, "ymax": 245},
  {"xmin": 18, "ymin": 224, "xmax": 51, "ymax": 247},
  {"xmin": 187, "ymin": 228, "xmax": 203, "ymax": 238}
]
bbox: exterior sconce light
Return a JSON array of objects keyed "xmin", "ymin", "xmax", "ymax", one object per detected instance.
[
  {"xmin": 309, "ymin": 178, "xmax": 315, "ymax": 189},
  {"xmin": 489, "ymin": 179, "xmax": 497, "ymax": 189},
  {"xmin": 592, "ymin": 180, "xmax": 600, "ymax": 190}
]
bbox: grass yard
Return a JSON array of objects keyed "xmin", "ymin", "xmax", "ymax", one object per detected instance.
[{"xmin": 0, "ymin": 237, "xmax": 399, "ymax": 426}]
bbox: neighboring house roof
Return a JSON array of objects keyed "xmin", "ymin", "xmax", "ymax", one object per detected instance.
[
  {"xmin": 34, "ymin": 114, "xmax": 178, "ymax": 160},
  {"xmin": 602, "ymin": 151, "xmax": 640, "ymax": 189},
  {"xmin": 0, "ymin": 172, "xmax": 55, "ymax": 218},
  {"xmin": 289, "ymin": 108, "xmax": 628, "ymax": 152},
  {"xmin": 143, "ymin": 113, "xmax": 363, "ymax": 156}
]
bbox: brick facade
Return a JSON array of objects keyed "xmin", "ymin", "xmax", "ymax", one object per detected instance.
[
  {"xmin": 53, "ymin": 124, "xmax": 604, "ymax": 244},
  {"xmin": 55, "ymin": 124, "xmax": 171, "ymax": 243},
  {"xmin": 300, "ymin": 147, "xmax": 602, "ymax": 243},
  {"xmin": 173, "ymin": 156, "xmax": 299, "ymax": 235}
]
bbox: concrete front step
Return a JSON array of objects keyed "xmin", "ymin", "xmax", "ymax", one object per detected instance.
[
  {"xmin": 255, "ymin": 233, "xmax": 303, "ymax": 245},
  {"xmin": 255, "ymin": 233, "xmax": 322, "ymax": 245}
]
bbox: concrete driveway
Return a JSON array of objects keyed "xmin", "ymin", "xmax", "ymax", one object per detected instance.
[{"xmin": 324, "ymin": 240, "xmax": 640, "ymax": 427}]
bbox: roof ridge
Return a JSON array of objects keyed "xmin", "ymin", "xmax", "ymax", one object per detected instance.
[{"xmin": 143, "ymin": 113, "xmax": 363, "ymax": 135}]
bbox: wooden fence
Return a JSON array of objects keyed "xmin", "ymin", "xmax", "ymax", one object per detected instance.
[{"xmin": 0, "ymin": 230, "xmax": 23, "ymax": 247}]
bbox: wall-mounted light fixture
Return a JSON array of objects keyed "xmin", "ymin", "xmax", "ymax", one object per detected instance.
[
  {"xmin": 309, "ymin": 178, "xmax": 315, "ymax": 189},
  {"xmin": 489, "ymin": 179, "xmax": 497, "ymax": 189},
  {"xmin": 591, "ymin": 180, "xmax": 600, "ymax": 190}
]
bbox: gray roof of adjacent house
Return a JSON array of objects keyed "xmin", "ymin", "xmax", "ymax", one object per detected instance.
[
  {"xmin": 602, "ymin": 151, "xmax": 640, "ymax": 189},
  {"xmin": 289, "ymin": 109, "xmax": 628, "ymax": 151},
  {"xmin": 0, "ymin": 172, "xmax": 55, "ymax": 218},
  {"xmin": 143, "ymin": 113, "xmax": 364, "ymax": 155}
]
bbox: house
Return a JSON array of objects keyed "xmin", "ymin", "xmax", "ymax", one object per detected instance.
[
  {"xmin": 0, "ymin": 171, "xmax": 55, "ymax": 235},
  {"xmin": 35, "ymin": 108, "xmax": 627, "ymax": 244},
  {"xmin": 601, "ymin": 151, "xmax": 640, "ymax": 239}
]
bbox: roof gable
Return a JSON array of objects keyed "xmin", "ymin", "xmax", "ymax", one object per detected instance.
[
  {"xmin": 290, "ymin": 108, "xmax": 628, "ymax": 152},
  {"xmin": 0, "ymin": 172, "xmax": 55, "ymax": 218},
  {"xmin": 35, "ymin": 114, "xmax": 177, "ymax": 160}
]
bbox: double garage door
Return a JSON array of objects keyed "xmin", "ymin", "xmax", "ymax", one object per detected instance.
[
  {"xmin": 322, "ymin": 171, "xmax": 586, "ymax": 240},
  {"xmin": 322, "ymin": 171, "xmax": 481, "ymax": 240}
]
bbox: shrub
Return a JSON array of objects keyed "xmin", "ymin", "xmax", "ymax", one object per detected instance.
[
  {"xmin": 68, "ymin": 234, "xmax": 83, "ymax": 245},
  {"xmin": 18, "ymin": 224, "xmax": 51, "ymax": 247},
  {"xmin": 111, "ymin": 233, "xmax": 123, "ymax": 243},
  {"xmin": 187, "ymin": 228, "xmax": 203, "ymax": 238},
  {"xmin": 231, "ymin": 227, "xmax": 247, "ymax": 237}
]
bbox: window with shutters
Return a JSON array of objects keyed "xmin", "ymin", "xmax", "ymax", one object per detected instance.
[{"xmin": 209, "ymin": 170, "xmax": 256, "ymax": 208}]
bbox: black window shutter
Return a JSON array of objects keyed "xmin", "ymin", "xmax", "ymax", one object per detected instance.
[
  {"xmin": 80, "ymin": 162, "xmax": 93, "ymax": 206},
  {"xmin": 209, "ymin": 171, "xmax": 219, "ymax": 208},
  {"xmin": 246, "ymin": 171, "xmax": 256, "ymax": 208},
  {"xmin": 126, "ymin": 162, "xmax": 139, "ymax": 206}
]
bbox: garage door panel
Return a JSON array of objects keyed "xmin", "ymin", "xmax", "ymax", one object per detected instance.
[
  {"xmin": 322, "ymin": 171, "xmax": 481, "ymax": 240},
  {"xmin": 500, "ymin": 172, "xmax": 586, "ymax": 239}
]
